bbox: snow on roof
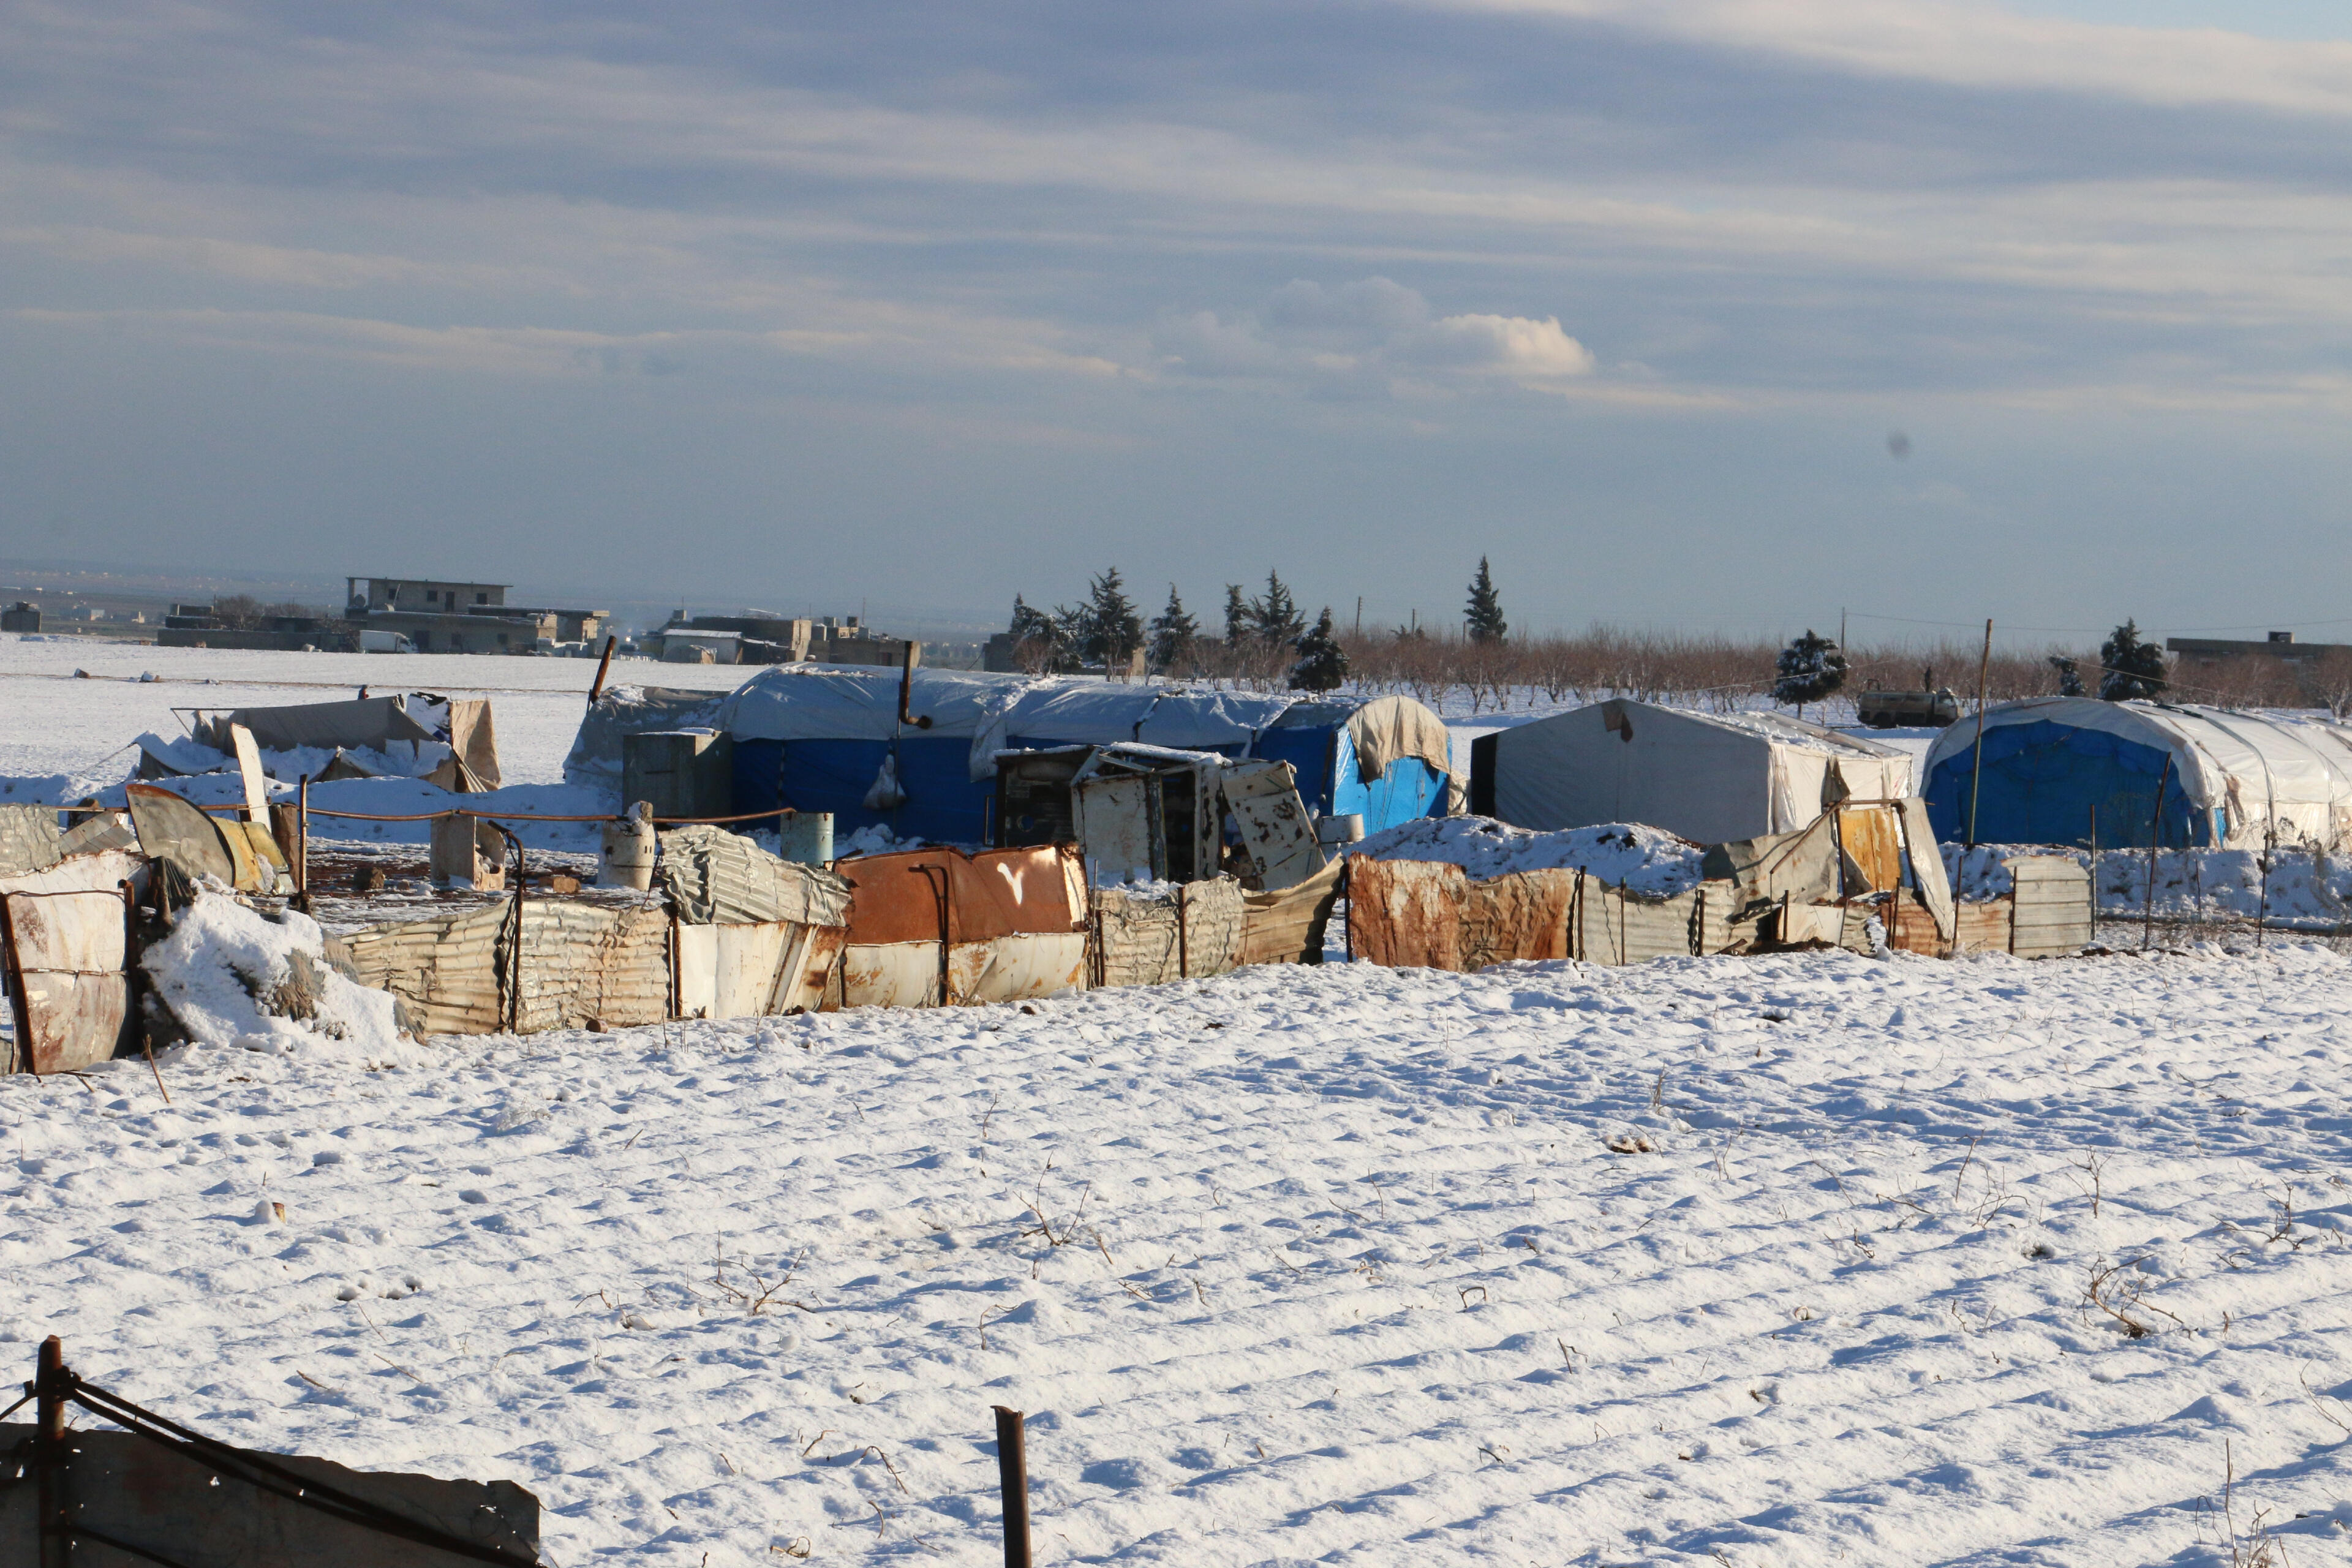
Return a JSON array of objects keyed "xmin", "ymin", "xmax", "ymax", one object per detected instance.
[{"xmin": 1354, "ymin": 815, "xmax": 1710, "ymax": 896}]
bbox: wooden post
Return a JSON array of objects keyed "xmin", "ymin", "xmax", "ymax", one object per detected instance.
[
  {"xmin": 2259, "ymin": 829, "xmax": 2272, "ymax": 948},
  {"xmin": 587, "ymin": 635, "xmax": 617, "ymax": 706},
  {"xmin": 1966, "ymin": 617, "xmax": 1992, "ymax": 848},
  {"xmin": 295, "ymin": 773, "xmax": 310, "ymax": 894},
  {"xmin": 37, "ymin": 1335, "xmax": 69, "ymax": 1568},
  {"xmin": 2143, "ymin": 756, "xmax": 2171, "ymax": 951},
  {"xmin": 993, "ymin": 1406, "xmax": 1032, "ymax": 1568},
  {"xmin": 2087, "ymin": 805, "xmax": 2097, "ymax": 942}
]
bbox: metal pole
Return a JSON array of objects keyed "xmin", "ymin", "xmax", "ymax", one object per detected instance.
[
  {"xmin": 37, "ymin": 1335, "xmax": 69, "ymax": 1568},
  {"xmin": 1966, "ymin": 618, "xmax": 1992, "ymax": 848},
  {"xmin": 2143, "ymin": 756, "xmax": 2170, "ymax": 951},
  {"xmin": 2088, "ymin": 805, "xmax": 2097, "ymax": 943},
  {"xmin": 296, "ymin": 773, "xmax": 310, "ymax": 894},
  {"xmin": 993, "ymin": 1406, "xmax": 1032, "ymax": 1568}
]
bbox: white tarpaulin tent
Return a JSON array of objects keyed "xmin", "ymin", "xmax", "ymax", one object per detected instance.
[
  {"xmin": 1476, "ymin": 699, "xmax": 1914, "ymax": 845},
  {"xmin": 1921, "ymin": 696, "xmax": 2352, "ymax": 850}
]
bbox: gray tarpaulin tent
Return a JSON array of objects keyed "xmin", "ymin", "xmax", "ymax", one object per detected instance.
[{"xmin": 1470, "ymin": 699, "xmax": 1914, "ymax": 846}]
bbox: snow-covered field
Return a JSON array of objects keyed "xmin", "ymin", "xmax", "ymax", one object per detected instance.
[
  {"xmin": 0, "ymin": 634, "xmax": 740, "ymax": 796},
  {"xmin": 9, "ymin": 949, "xmax": 2352, "ymax": 1564}
]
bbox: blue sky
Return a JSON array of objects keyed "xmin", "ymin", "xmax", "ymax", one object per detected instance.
[{"xmin": 5, "ymin": 1, "xmax": 2351, "ymax": 640}]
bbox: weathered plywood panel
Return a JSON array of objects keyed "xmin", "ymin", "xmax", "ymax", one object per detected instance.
[
  {"xmin": 1240, "ymin": 857, "xmax": 1342, "ymax": 967},
  {"xmin": 1224, "ymin": 760, "xmax": 1324, "ymax": 892},
  {"xmin": 1952, "ymin": 900, "xmax": 2013, "ymax": 955}
]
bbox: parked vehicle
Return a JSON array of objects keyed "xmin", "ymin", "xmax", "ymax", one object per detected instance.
[
  {"xmin": 1856, "ymin": 688, "xmax": 1961, "ymax": 728},
  {"xmin": 358, "ymin": 629, "xmax": 416, "ymax": 654}
]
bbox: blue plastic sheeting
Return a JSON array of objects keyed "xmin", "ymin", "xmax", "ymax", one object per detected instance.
[
  {"xmin": 1923, "ymin": 720, "xmax": 2215, "ymax": 848},
  {"xmin": 1337, "ymin": 746, "xmax": 1446, "ymax": 829},
  {"xmin": 731, "ymin": 736, "xmax": 995, "ymax": 844}
]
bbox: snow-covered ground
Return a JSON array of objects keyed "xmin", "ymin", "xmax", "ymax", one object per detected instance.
[
  {"xmin": 0, "ymin": 634, "xmax": 741, "ymax": 797},
  {"xmin": 8, "ymin": 949, "xmax": 2352, "ymax": 1564}
]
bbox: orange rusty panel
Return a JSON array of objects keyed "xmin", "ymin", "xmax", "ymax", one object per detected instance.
[
  {"xmin": 1883, "ymin": 890, "xmax": 1947, "ymax": 956},
  {"xmin": 13, "ymin": 972, "xmax": 130, "ymax": 1074},
  {"xmin": 1460, "ymin": 869, "xmax": 1577, "ymax": 969},
  {"xmin": 1838, "ymin": 805, "xmax": 1903, "ymax": 894},
  {"xmin": 1346, "ymin": 856, "xmax": 1468, "ymax": 970},
  {"xmin": 839, "ymin": 845, "xmax": 1084, "ymax": 946}
]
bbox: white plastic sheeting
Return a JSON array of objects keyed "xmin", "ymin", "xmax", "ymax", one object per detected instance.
[
  {"xmin": 1487, "ymin": 699, "xmax": 1912, "ymax": 845},
  {"xmin": 1924, "ymin": 697, "xmax": 2352, "ymax": 851}
]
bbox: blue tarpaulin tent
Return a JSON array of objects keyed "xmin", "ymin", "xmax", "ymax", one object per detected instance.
[
  {"xmin": 710, "ymin": 667, "xmax": 1455, "ymax": 845},
  {"xmin": 1921, "ymin": 696, "xmax": 2352, "ymax": 850}
]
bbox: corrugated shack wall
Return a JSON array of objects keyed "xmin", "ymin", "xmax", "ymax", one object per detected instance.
[
  {"xmin": 1095, "ymin": 878, "xmax": 1246, "ymax": 988},
  {"xmin": 512, "ymin": 903, "xmax": 671, "ymax": 1033},
  {"xmin": 336, "ymin": 905, "xmax": 507, "ymax": 1036}
]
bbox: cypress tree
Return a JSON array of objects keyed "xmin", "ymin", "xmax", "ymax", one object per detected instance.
[
  {"xmin": 1084, "ymin": 567, "xmax": 1143, "ymax": 666},
  {"xmin": 1773, "ymin": 629, "xmax": 1849, "ymax": 717},
  {"xmin": 1250, "ymin": 570, "xmax": 1304, "ymax": 646},
  {"xmin": 2098, "ymin": 620, "xmax": 2167, "ymax": 700},
  {"xmin": 1289, "ymin": 606, "xmax": 1349, "ymax": 692},
  {"xmin": 1464, "ymin": 557, "xmax": 1507, "ymax": 644},
  {"xmin": 1223, "ymin": 584, "xmax": 1250, "ymax": 647},
  {"xmin": 1148, "ymin": 584, "xmax": 1201, "ymax": 672}
]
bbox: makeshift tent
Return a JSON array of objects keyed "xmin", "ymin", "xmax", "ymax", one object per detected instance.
[
  {"xmin": 710, "ymin": 666, "xmax": 1453, "ymax": 845},
  {"xmin": 1471, "ymin": 699, "xmax": 1913, "ymax": 845},
  {"xmin": 1921, "ymin": 696, "xmax": 2352, "ymax": 850}
]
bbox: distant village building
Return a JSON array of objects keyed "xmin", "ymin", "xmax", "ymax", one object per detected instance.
[
  {"xmin": 2166, "ymin": 630, "xmax": 2352, "ymax": 669},
  {"xmin": 0, "ymin": 601, "xmax": 39, "ymax": 634},
  {"xmin": 343, "ymin": 575, "xmax": 607, "ymax": 654},
  {"xmin": 653, "ymin": 612, "xmax": 917, "ymax": 668}
]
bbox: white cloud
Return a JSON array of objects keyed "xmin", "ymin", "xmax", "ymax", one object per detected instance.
[
  {"xmin": 1156, "ymin": 278, "xmax": 1595, "ymax": 394},
  {"xmin": 1434, "ymin": 0, "xmax": 2352, "ymax": 116}
]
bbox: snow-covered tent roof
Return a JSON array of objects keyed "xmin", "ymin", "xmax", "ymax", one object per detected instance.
[
  {"xmin": 1922, "ymin": 696, "xmax": 2352, "ymax": 850},
  {"xmin": 1476, "ymin": 699, "xmax": 1913, "ymax": 845},
  {"xmin": 717, "ymin": 666, "xmax": 1448, "ymax": 785}
]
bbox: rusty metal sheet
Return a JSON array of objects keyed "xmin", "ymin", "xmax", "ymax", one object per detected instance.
[
  {"xmin": 126, "ymin": 783, "xmax": 235, "ymax": 886},
  {"xmin": 1345, "ymin": 856, "xmax": 1467, "ymax": 970},
  {"xmin": 1238, "ymin": 856, "xmax": 1343, "ymax": 967},
  {"xmin": 840, "ymin": 845, "xmax": 1084, "ymax": 946},
  {"xmin": 830, "ymin": 932, "xmax": 1087, "ymax": 1009},
  {"xmin": 1223, "ymin": 760, "xmax": 1324, "ymax": 891},
  {"xmin": 1838, "ymin": 805, "xmax": 1903, "ymax": 894},
  {"xmin": 9, "ymin": 971, "xmax": 129, "ymax": 1074},
  {"xmin": 1885, "ymin": 889, "xmax": 1948, "ymax": 956},
  {"xmin": 1459, "ymin": 869, "xmax": 1577, "ymax": 970}
]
